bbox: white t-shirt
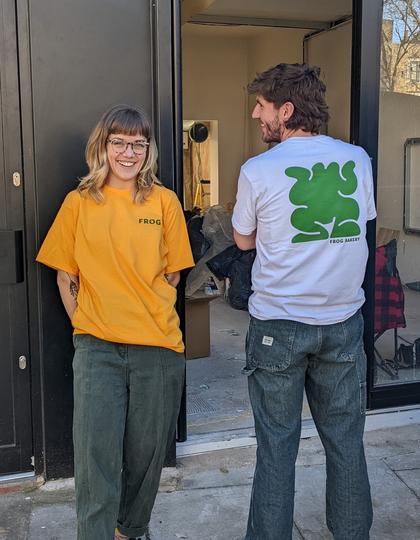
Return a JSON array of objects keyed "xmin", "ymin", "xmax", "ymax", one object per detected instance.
[{"xmin": 232, "ymin": 135, "xmax": 376, "ymax": 325}]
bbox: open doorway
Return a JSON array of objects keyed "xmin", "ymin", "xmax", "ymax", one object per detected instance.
[{"xmin": 181, "ymin": 0, "xmax": 353, "ymax": 439}]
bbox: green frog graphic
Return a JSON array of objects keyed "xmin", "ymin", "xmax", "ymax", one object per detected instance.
[{"xmin": 286, "ymin": 161, "xmax": 361, "ymax": 243}]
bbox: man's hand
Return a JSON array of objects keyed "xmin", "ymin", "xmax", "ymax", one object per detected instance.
[
  {"xmin": 166, "ymin": 271, "xmax": 180, "ymax": 287},
  {"xmin": 233, "ymin": 228, "xmax": 256, "ymax": 250}
]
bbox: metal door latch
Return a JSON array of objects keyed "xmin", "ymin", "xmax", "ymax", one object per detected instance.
[
  {"xmin": 13, "ymin": 172, "xmax": 21, "ymax": 187},
  {"xmin": 18, "ymin": 355, "xmax": 27, "ymax": 369}
]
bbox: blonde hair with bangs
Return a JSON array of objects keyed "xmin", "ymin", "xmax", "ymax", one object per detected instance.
[{"xmin": 78, "ymin": 104, "xmax": 161, "ymax": 203}]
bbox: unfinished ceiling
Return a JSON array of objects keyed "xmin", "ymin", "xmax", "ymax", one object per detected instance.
[
  {"xmin": 188, "ymin": 0, "xmax": 352, "ymax": 28},
  {"xmin": 182, "ymin": 24, "xmax": 276, "ymax": 38}
]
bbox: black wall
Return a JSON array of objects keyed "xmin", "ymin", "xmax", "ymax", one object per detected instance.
[{"xmin": 16, "ymin": 0, "xmax": 176, "ymax": 478}]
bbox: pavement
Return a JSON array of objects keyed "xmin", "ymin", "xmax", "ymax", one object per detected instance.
[{"xmin": 1, "ymin": 421, "xmax": 420, "ymax": 539}]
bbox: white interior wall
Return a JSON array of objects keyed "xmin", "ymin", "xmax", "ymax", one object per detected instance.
[
  {"xmin": 182, "ymin": 22, "xmax": 352, "ymax": 208},
  {"xmin": 246, "ymin": 28, "xmax": 308, "ymax": 157},
  {"xmin": 378, "ymin": 91, "xmax": 420, "ymax": 282},
  {"xmin": 182, "ymin": 27, "xmax": 249, "ymax": 208},
  {"xmin": 306, "ymin": 22, "xmax": 352, "ymax": 141},
  {"xmin": 182, "ymin": 25, "xmax": 307, "ymax": 207}
]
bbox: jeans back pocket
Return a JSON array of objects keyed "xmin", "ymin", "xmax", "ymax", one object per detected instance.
[{"xmin": 244, "ymin": 317, "xmax": 298, "ymax": 375}]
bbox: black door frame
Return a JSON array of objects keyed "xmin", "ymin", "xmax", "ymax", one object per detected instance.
[
  {"xmin": 351, "ymin": 0, "xmax": 420, "ymax": 409},
  {"xmin": 16, "ymin": 0, "xmax": 180, "ymax": 478},
  {"xmin": 350, "ymin": 0, "xmax": 381, "ymax": 410},
  {"xmin": 172, "ymin": 0, "xmax": 188, "ymax": 443},
  {"xmin": 0, "ymin": 0, "xmax": 33, "ymax": 476},
  {"xmin": 8, "ymin": 0, "xmax": 418, "ymax": 478},
  {"xmin": 175, "ymin": 0, "xmax": 420, "ymax": 436}
]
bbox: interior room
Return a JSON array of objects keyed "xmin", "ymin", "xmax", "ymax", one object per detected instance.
[
  {"xmin": 374, "ymin": 99, "xmax": 420, "ymax": 386},
  {"xmin": 365, "ymin": 1, "xmax": 420, "ymax": 389},
  {"xmin": 181, "ymin": 0, "xmax": 355, "ymax": 438}
]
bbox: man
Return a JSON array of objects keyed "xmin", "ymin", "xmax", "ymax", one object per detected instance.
[{"xmin": 232, "ymin": 63, "xmax": 375, "ymax": 540}]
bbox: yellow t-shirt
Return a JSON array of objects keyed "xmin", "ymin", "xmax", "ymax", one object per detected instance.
[{"xmin": 36, "ymin": 184, "xmax": 194, "ymax": 352}]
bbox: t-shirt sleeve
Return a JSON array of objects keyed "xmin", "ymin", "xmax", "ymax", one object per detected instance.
[
  {"xmin": 362, "ymin": 150, "xmax": 377, "ymax": 221},
  {"xmin": 232, "ymin": 168, "xmax": 257, "ymax": 235},
  {"xmin": 36, "ymin": 191, "xmax": 79, "ymax": 275},
  {"xmin": 163, "ymin": 191, "xmax": 195, "ymax": 273}
]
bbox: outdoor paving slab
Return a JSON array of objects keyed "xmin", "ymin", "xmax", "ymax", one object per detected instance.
[
  {"xmin": 151, "ymin": 485, "xmax": 303, "ymax": 540},
  {"xmin": 0, "ymin": 492, "xmax": 31, "ymax": 540},
  {"xmin": 383, "ymin": 449, "xmax": 420, "ymax": 471},
  {"xmin": 177, "ymin": 446, "xmax": 256, "ymax": 491},
  {"xmin": 1, "ymin": 423, "xmax": 419, "ymax": 539},
  {"xmin": 28, "ymin": 503, "xmax": 76, "ymax": 540},
  {"xmin": 295, "ymin": 436, "xmax": 326, "ymax": 467},
  {"xmin": 294, "ymin": 451, "xmax": 420, "ymax": 540},
  {"xmin": 20, "ymin": 485, "xmax": 300, "ymax": 540},
  {"xmin": 294, "ymin": 465, "xmax": 333, "ymax": 540},
  {"xmin": 393, "ymin": 468, "xmax": 420, "ymax": 499},
  {"xmin": 179, "ymin": 465, "xmax": 254, "ymax": 491},
  {"xmin": 363, "ymin": 423, "xmax": 420, "ymax": 460},
  {"xmin": 369, "ymin": 460, "xmax": 420, "ymax": 539}
]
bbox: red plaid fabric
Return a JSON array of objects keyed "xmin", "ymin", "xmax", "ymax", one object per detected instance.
[{"xmin": 374, "ymin": 244, "xmax": 406, "ymax": 334}]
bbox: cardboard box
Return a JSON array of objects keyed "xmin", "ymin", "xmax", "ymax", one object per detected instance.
[{"xmin": 185, "ymin": 293, "xmax": 219, "ymax": 359}]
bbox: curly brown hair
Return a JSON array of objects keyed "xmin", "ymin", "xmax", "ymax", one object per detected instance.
[{"xmin": 248, "ymin": 63, "xmax": 329, "ymax": 134}]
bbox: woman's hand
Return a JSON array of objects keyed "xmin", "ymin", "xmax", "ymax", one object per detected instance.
[
  {"xmin": 57, "ymin": 270, "xmax": 79, "ymax": 320},
  {"xmin": 165, "ymin": 271, "xmax": 180, "ymax": 288}
]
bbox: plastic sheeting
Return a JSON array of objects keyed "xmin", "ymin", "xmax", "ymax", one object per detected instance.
[{"xmin": 185, "ymin": 205, "xmax": 234, "ymax": 297}]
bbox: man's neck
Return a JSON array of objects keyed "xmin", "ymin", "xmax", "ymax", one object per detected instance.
[{"xmin": 281, "ymin": 128, "xmax": 318, "ymax": 142}]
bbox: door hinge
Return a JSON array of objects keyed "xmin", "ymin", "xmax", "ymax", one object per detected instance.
[{"xmin": 12, "ymin": 172, "xmax": 21, "ymax": 187}]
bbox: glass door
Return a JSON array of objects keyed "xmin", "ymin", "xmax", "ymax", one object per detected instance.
[
  {"xmin": 362, "ymin": 0, "xmax": 420, "ymax": 408},
  {"xmin": 373, "ymin": 0, "xmax": 420, "ymax": 405}
]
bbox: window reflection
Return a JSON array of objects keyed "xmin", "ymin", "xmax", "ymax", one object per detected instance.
[{"xmin": 375, "ymin": 0, "xmax": 420, "ymax": 386}]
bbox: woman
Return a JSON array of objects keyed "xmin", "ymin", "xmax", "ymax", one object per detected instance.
[{"xmin": 36, "ymin": 105, "xmax": 194, "ymax": 540}]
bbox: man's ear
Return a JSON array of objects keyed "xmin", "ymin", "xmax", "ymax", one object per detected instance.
[{"xmin": 281, "ymin": 101, "xmax": 295, "ymax": 122}]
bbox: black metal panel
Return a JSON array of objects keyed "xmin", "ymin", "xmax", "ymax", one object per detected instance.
[
  {"xmin": 351, "ymin": 0, "xmax": 382, "ymax": 409},
  {"xmin": 172, "ymin": 0, "xmax": 184, "ymax": 203},
  {"xmin": 29, "ymin": 0, "xmax": 153, "ymax": 238},
  {"xmin": 369, "ymin": 382, "xmax": 420, "ymax": 410},
  {"xmin": 0, "ymin": 0, "xmax": 33, "ymax": 476},
  {"xmin": 16, "ymin": 0, "xmax": 177, "ymax": 478},
  {"xmin": 0, "ymin": 230, "xmax": 24, "ymax": 284},
  {"xmin": 152, "ymin": 0, "xmax": 183, "ymax": 465},
  {"xmin": 153, "ymin": 0, "xmax": 176, "ymax": 189},
  {"xmin": 171, "ymin": 0, "xmax": 187, "ymax": 444},
  {"xmin": 24, "ymin": 0, "xmax": 155, "ymax": 478},
  {"xmin": 16, "ymin": 0, "xmax": 46, "ymax": 478}
]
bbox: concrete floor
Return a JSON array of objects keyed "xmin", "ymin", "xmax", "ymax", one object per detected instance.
[
  {"xmin": 186, "ymin": 297, "xmax": 253, "ymax": 435},
  {"xmin": 187, "ymin": 288, "xmax": 420, "ymax": 437},
  {"xmin": 186, "ymin": 297, "xmax": 313, "ymax": 436},
  {"xmin": 2, "ymin": 422, "xmax": 420, "ymax": 539},
  {"xmin": 188, "ymin": 296, "xmax": 380, "ymax": 438}
]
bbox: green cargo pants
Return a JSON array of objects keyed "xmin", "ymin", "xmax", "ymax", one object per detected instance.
[{"xmin": 72, "ymin": 334, "xmax": 185, "ymax": 540}]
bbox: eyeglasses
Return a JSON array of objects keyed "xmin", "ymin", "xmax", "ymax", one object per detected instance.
[{"xmin": 107, "ymin": 138, "xmax": 149, "ymax": 155}]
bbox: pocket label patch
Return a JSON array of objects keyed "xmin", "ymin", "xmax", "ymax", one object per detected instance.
[{"xmin": 262, "ymin": 335, "xmax": 274, "ymax": 346}]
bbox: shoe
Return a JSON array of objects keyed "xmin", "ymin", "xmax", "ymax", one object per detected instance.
[
  {"xmin": 114, "ymin": 527, "xmax": 149, "ymax": 540},
  {"xmin": 115, "ymin": 529, "xmax": 129, "ymax": 540}
]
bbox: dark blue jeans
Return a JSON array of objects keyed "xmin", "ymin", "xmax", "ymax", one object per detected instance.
[{"xmin": 244, "ymin": 310, "xmax": 372, "ymax": 540}]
